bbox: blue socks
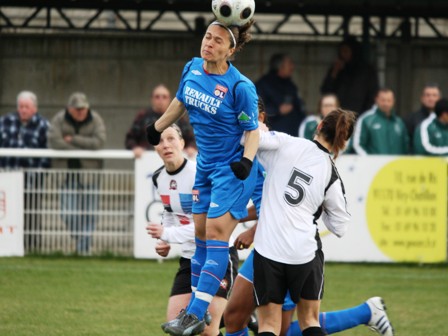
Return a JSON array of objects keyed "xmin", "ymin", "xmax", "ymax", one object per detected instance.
[
  {"xmin": 188, "ymin": 239, "xmax": 229, "ymax": 320},
  {"xmin": 187, "ymin": 238, "xmax": 206, "ymax": 311},
  {"xmin": 320, "ymin": 302, "xmax": 371, "ymax": 334},
  {"xmin": 286, "ymin": 302, "xmax": 371, "ymax": 335},
  {"xmin": 226, "ymin": 328, "xmax": 249, "ymax": 336}
]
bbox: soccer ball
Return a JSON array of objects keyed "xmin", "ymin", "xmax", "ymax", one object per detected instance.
[{"xmin": 211, "ymin": 0, "xmax": 255, "ymax": 26}]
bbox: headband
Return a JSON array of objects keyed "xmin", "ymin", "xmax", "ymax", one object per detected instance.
[{"xmin": 211, "ymin": 21, "xmax": 236, "ymax": 48}]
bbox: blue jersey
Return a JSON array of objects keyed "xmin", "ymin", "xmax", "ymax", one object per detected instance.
[{"xmin": 176, "ymin": 57, "xmax": 258, "ymax": 164}]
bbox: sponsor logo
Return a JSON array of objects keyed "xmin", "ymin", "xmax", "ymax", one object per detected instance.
[
  {"xmin": 220, "ymin": 278, "xmax": 228, "ymax": 290},
  {"xmin": 206, "ymin": 259, "xmax": 218, "ymax": 266},
  {"xmin": 213, "ymin": 84, "xmax": 228, "ymax": 99},
  {"xmin": 0, "ymin": 191, "xmax": 6, "ymax": 219},
  {"xmin": 238, "ymin": 111, "xmax": 251, "ymax": 123},
  {"xmin": 184, "ymin": 86, "xmax": 222, "ymax": 115},
  {"xmin": 192, "ymin": 189, "xmax": 199, "ymax": 202},
  {"xmin": 191, "ymin": 70, "xmax": 202, "ymax": 76},
  {"xmin": 191, "ymin": 258, "xmax": 201, "ymax": 265}
]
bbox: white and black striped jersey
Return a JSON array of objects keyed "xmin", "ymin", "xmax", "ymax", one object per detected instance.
[
  {"xmin": 152, "ymin": 159, "xmax": 196, "ymax": 259},
  {"xmin": 253, "ymin": 131, "xmax": 351, "ymax": 265}
]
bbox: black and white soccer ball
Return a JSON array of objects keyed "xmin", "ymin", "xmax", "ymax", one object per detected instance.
[{"xmin": 211, "ymin": 0, "xmax": 255, "ymax": 26}]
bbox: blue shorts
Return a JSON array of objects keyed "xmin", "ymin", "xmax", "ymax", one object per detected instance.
[
  {"xmin": 238, "ymin": 248, "xmax": 254, "ymax": 283},
  {"xmin": 238, "ymin": 249, "xmax": 297, "ymax": 311},
  {"xmin": 192, "ymin": 159, "xmax": 258, "ymax": 219}
]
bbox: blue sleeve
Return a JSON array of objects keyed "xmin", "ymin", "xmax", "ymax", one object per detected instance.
[{"xmin": 235, "ymin": 81, "xmax": 259, "ymax": 131}]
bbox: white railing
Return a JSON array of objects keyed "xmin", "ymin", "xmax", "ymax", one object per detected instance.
[{"xmin": 1, "ymin": 149, "xmax": 136, "ymax": 256}]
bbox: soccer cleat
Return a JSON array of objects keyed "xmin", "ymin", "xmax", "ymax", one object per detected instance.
[
  {"xmin": 161, "ymin": 309, "xmax": 186, "ymax": 332},
  {"xmin": 164, "ymin": 313, "xmax": 206, "ymax": 336},
  {"xmin": 366, "ymin": 297, "xmax": 395, "ymax": 336},
  {"xmin": 204, "ymin": 310, "xmax": 212, "ymax": 326},
  {"xmin": 247, "ymin": 311, "xmax": 259, "ymax": 334}
]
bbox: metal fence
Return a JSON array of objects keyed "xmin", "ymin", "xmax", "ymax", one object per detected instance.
[{"xmin": 1, "ymin": 149, "xmax": 136, "ymax": 256}]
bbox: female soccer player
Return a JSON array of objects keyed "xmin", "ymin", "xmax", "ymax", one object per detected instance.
[
  {"xmin": 146, "ymin": 124, "xmax": 238, "ymax": 336},
  {"xmin": 225, "ymin": 99, "xmax": 394, "ymax": 336},
  {"xmin": 249, "ymin": 108, "xmax": 356, "ymax": 336},
  {"xmin": 146, "ymin": 20, "xmax": 259, "ymax": 336}
]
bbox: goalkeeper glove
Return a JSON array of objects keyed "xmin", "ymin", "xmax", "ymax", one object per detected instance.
[
  {"xmin": 230, "ymin": 157, "xmax": 253, "ymax": 180},
  {"xmin": 146, "ymin": 123, "xmax": 161, "ymax": 145}
]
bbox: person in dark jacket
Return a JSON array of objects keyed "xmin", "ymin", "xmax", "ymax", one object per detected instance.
[
  {"xmin": 0, "ymin": 90, "xmax": 49, "ymax": 252},
  {"xmin": 320, "ymin": 36, "xmax": 379, "ymax": 115},
  {"xmin": 256, "ymin": 53, "xmax": 306, "ymax": 136},
  {"xmin": 413, "ymin": 98, "xmax": 448, "ymax": 156},
  {"xmin": 404, "ymin": 84, "xmax": 442, "ymax": 146},
  {"xmin": 125, "ymin": 84, "xmax": 196, "ymax": 158}
]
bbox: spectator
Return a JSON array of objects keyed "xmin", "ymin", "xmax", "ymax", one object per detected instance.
[
  {"xmin": 125, "ymin": 84, "xmax": 196, "ymax": 158},
  {"xmin": 48, "ymin": 92, "xmax": 106, "ymax": 255},
  {"xmin": 404, "ymin": 84, "xmax": 442, "ymax": 143},
  {"xmin": 256, "ymin": 53, "xmax": 306, "ymax": 136},
  {"xmin": 320, "ymin": 36, "xmax": 379, "ymax": 115},
  {"xmin": 353, "ymin": 88, "xmax": 409, "ymax": 155},
  {"xmin": 298, "ymin": 94, "xmax": 340, "ymax": 140},
  {"xmin": 413, "ymin": 98, "xmax": 448, "ymax": 156},
  {"xmin": 0, "ymin": 90, "xmax": 49, "ymax": 252}
]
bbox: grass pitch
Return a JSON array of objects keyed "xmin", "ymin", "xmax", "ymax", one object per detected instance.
[{"xmin": 0, "ymin": 257, "xmax": 447, "ymax": 335}]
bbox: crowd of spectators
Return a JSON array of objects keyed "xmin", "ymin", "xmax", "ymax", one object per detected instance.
[{"xmin": 0, "ymin": 36, "xmax": 447, "ymax": 254}]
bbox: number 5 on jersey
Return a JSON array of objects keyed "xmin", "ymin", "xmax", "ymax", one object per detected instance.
[{"xmin": 284, "ymin": 168, "xmax": 313, "ymax": 206}]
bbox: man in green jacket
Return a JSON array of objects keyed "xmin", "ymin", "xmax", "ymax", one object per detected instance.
[
  {"xmin": 353, "ymin": 88, "xmax": 409, "ymax": 155},
  {"xmin": 413, "ymin": 98, "xmax": 448, "ymax": 156}
]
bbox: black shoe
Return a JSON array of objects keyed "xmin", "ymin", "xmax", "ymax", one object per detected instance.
[
  {"xmin": 247, "ymin": 311, "xmax": 259, "ymax": 335},
  {"xmin": 164, "ymin": 313, "xmax": 205, "ymax": 336},
  {"xmin": 161, "ymin": 309, "xmax": 186, "ymax": 332}
]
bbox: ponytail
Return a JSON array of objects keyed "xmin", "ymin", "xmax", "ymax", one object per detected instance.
[{"xmin": 317, "ymin": 108, "xmax": 356, "ymax": 159}]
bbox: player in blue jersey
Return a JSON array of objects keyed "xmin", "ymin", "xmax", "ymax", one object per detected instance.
[
  {"xmin": 146, "ymin": 19, "xmax": 259, "ymax": 336},
  {"xmin": 147, "ymin": 124, "xmax": 239, "ymax": 336}
]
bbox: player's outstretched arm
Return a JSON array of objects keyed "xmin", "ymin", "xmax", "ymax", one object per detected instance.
[{"xmin": 146, "ymin": 98, "xmax": 185, "ymax": 145}]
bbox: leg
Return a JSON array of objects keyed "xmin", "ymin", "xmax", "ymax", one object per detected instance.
[
  {"xmin": 224, "ymin": 275, "xmax": 256, "ymax": 333},
  {"xmin": 280, "ymin": 308, "xmax": 295, "ymax": 336},
  {"xmin": 284, "ymin": 298, "xmax": 394, "ymax": 336},
  {"xmin": 296, "ymin": 299, "xmax": 323, "ymax": 335},
  {"xmin": 188, "ymin": 212, "xmax": 238, "ymax": 317},
  {"xmin": 203, "ymin": 296, "xmax": 227, "ymax": 336},
  {"xmin": 168, "ymin": 294, "xmax": 192, "ymax": 321},
  {"xmin": 165, "ymin": 213, "xmax": 239, "ymax": 336},
  {"xmin": 189, "ymin": 214, "xmax": 208, "ymax": 307},
  {"xmin": 258, "ymin": 303, "xmax": 283, "ymax": 335}
]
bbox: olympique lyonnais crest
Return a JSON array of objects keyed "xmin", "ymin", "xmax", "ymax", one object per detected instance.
[
  {"xmin": 192, "ymin": 189, "xmax": 200, "ymax": 202},
  {"xmin": 169, "ymin": 180, "xmax": 177, "ymax": 190},
  {"xmin": 214, "ymin": 84, "xmax": 228, "ymax": 99}
]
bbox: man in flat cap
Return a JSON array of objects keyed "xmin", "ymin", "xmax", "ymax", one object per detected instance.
[{"xmin": 48, "ymin": 92, "xmax": 106, "ymax": 255}]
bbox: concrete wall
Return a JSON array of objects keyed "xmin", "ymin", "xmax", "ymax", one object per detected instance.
[{"xmin": 1, "ymin": 33, "xmax": 447, "ymax": 152}]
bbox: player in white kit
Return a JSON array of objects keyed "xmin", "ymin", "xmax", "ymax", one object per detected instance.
[
  {"xmin": 249, "ymin": 108, "xmax": 356, "ymax": 336},
  {"xmin": 147, "ymin": 124, "xmax": 238, "ymax": 336}
]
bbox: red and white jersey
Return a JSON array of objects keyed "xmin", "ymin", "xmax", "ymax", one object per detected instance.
[
  {"xmin": 152, "ymin": 159, "xmax": 196, "ymax": 259},
  {"xmin": 253, "ymin": 131, "xmax": 350, "ymax": 265}
]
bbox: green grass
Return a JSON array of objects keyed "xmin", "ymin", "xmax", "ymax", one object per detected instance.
[{"xmin": 0, "ymin": 257, "xmax": 447, "ymax": 335}]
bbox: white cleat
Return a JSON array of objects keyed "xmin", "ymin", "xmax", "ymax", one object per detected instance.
[{"xmin": 366, "ymin": 297, "xmax": 395, "ymax": 336}]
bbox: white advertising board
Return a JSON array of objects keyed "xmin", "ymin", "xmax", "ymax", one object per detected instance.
[
  {"xmin": 0, "ymin": 171, "xmax": 24, "ymax": 256},
  {"xmin": 134, "ymin": 153, "xmax": 447, "ymax": 263}
]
